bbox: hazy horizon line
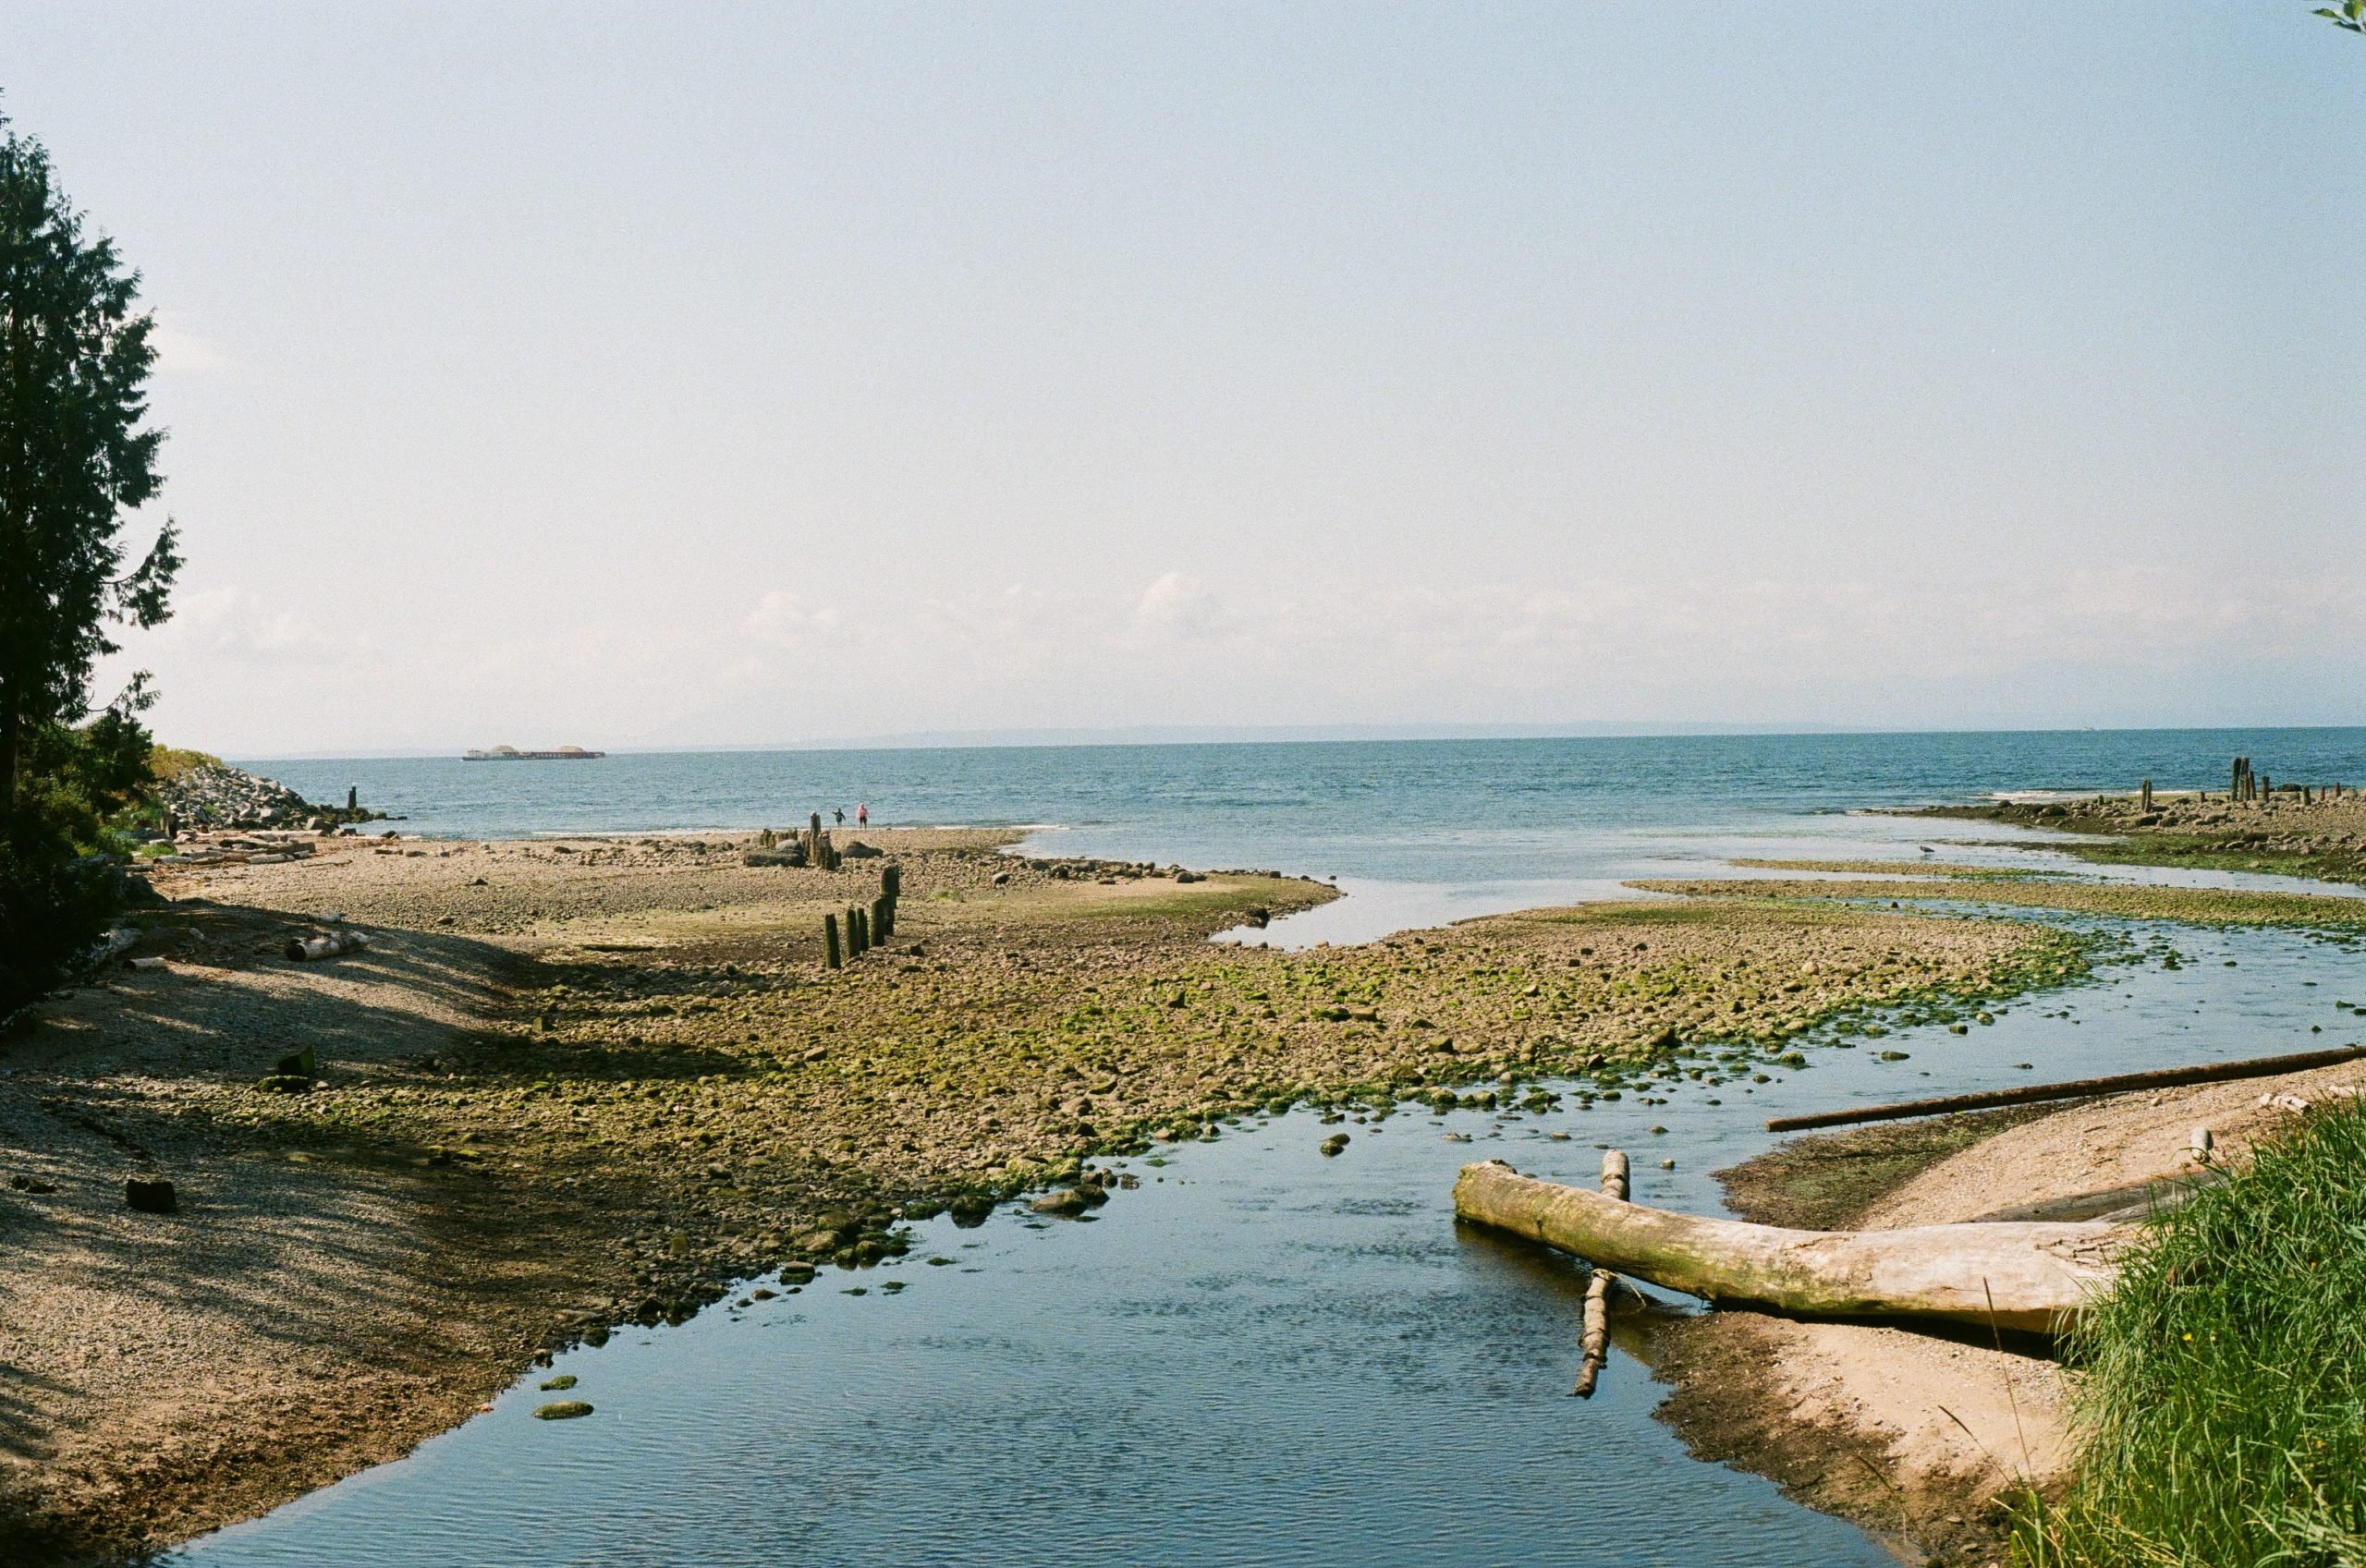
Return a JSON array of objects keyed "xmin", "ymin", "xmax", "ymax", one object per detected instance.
[{"xmin": 223, "ymin": 719, "xmax": 2366, "ymax": 765}]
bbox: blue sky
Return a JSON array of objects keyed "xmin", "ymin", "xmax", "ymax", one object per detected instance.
[{"xmin": 6, "ymin": 4, "xmax": 2360, "ymax": 752}]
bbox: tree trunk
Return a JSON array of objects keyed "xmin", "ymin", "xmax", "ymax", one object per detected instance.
[
  {"xmin": 1454, "ymin": 1160, "xmax": 2126, "ymax": 1333},
  {"xmin": 0, "ymin": 680, "xmax": 18, "ymax": 807}
]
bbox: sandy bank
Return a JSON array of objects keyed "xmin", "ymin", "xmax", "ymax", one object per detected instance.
[{"xmin": 1653, "ymin": 1053, "xmax": 2366, "ymax": 1565}]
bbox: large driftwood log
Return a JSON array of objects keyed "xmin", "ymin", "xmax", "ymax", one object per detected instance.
[
  {"xmin": 1764, "ymin": 1042, "xmax": 2366, "ymax": 1132},
  {"xmin": 285, "ymin": 930, "xmax": 370, "ymax": 962},
  {"xmin": 1454, "ymin": 1160, "xmax": 2125, "ymax": 1333}
]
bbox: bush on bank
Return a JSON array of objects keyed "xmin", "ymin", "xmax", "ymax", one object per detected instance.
[
  {"xmin": 0, "ymin": 715, "xmax": 156, "ymax": 1015},
  {"xmin": 2017, "ymin": 1104, "xmax": 2366, "ymax": 1567}
]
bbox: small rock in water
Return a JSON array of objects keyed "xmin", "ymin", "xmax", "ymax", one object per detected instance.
[
  {"xmin": 1320, "ymin": 1133, "xmax": 1350, "ymax": 1157},
  {"xmin": 533, "ymin": 1401, "xmax": 594, "ymax": 1420},
  {"xmin": 540, "ymin": 1374, "xmax": 578, "ymax": 1391}
]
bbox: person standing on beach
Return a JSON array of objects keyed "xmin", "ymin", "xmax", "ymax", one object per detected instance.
[
  {"xmin": 834, "ymin": 807, "xmax": 845, "ymax": 826},
  {"xmin": 857, "ymin": 803, "xmax": 868, "ymax": 828}
]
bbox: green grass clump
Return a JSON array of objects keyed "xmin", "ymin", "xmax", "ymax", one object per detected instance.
[
  {"xmin": 2018, "ymin": 1106, "xmax": 2366, "ymax": 1565},
  {"xmin": 147, "ymin": 745, "xmax": 224, "ymax": 784}
]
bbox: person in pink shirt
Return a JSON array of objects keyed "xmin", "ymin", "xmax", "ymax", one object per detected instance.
[{"xmin": 856, "ymin": 803, "xmax": 869, "ymax": 828}]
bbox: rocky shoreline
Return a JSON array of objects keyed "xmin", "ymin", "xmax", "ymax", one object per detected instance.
[
  {"xmin": 1914, "ymin": 785, "xmax": 2366, "ymax": 887},
  {"xmin": 144, "ymin": 760, "xmax": 386, "ymax": 837}
]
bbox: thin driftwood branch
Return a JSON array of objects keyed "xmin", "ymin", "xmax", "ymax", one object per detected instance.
[{"xmin": 1764, "ymin": 1043, "xmax": 2366, "ymax": 1133}]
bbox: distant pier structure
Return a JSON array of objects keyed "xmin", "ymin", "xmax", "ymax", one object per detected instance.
[{"xmin": 461, "ymin": 745, "xmax": 607, "ymax": 760}]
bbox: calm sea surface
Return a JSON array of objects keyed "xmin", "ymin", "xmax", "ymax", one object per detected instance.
[
  {"xmin": 248, "ymin": 729, "xmax": 2366, "ymax": 942},
  {"xmin": 177, "ymin": 730, "xmax": 2366, "ymax": 1566}
]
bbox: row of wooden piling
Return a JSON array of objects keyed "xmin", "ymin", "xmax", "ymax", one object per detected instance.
[
  {"xmin": 2138, "ymin": 761, "xmax": 2348, "ymax": 808},
  {"xmin": 823, "ymin": 860, "xmax": 899, "ymax": 970},
  {"xmin": 2218, "ymin": 758, "xmax": 2344, "ymax": 805}
]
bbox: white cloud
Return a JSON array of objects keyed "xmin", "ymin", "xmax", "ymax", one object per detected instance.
[
  {"xmin": 1129, "ymin": 571, "xmax": 1233, "ymax": 640},
  {"xmin": 110, "ymin": 560, "xmax": 2366, "ymax": 756},
  {"xmin": 147, "ymin": 311, "xmax": 235, "ymax": 376}
]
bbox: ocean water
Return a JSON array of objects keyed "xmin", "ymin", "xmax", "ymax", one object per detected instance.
[{"xmin": 246, "ymin": 728, "xmax": 2366, "ymax": 943}]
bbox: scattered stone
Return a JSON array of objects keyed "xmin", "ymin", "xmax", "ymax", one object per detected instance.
[
  {"xmin": 539, "ymin": 1374, "xmax": 578, "ymax": 1391},
  {"xmin": 532, "ymin": 1401, "xmax": 594, "ymax": 1420},
  {"xmin": 1320, "ymin": 1133, "xmax": 1350, "ymax": 1157}
]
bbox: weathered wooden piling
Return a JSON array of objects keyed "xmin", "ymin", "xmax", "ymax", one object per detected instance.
[
  {"xmin": 2139, "ymin": 779, "xmax": 2153, "ymax": 812},
  {"xmin": 823, "ymin": 914, "xmax": 841, "ymax": 969},
  {"xmin": 1573, "ymin": 1149, "xmax": 1628, "ymax": 1399}
]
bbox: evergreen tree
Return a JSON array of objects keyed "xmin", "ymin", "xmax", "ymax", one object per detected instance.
[{"xmin": 1, "ymin": 109, "xmax": 180, "ymax": 1007}]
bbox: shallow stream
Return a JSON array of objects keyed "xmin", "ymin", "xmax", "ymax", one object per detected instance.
[{"xmin": 174, "ymin": 908, "xmax": 2366, "ymax": 1566}]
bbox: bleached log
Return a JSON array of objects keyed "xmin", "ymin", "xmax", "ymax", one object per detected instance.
[
  {"xmin": 1454, "ymin": 1159, "xmax": 2125, "ymax": 1333},
  {"xmin": 285, "ymin": 930, "xmax": 371, "ymax": 962}
]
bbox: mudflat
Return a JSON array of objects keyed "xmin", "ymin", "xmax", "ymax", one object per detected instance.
[{"xmin": 0, "ymin": 827, "xmax": 2077, "ymax": 1562}]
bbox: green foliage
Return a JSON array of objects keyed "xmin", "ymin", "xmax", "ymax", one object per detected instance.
[
  {"xmin": 2318, "ymin": 0, "xmax": 2365, "ymax": 34},
  {"xmin": 0, "ymin": 107, "xmax": 177, "ymax": 1009},
  {"xmin": 2017, "ymin": 1107, "xmax": 2366, "ymax": 1566},
  {"xmin": 147, "ymin": 745, "xmax": 223, "ymax": 785},
  {"xmin": 0, "ymin": 713, "xmax": 158, "ymax": 1011},
  {"xmin": 1, "ymin": 107, "xmax": 177, "ymax": 785}
]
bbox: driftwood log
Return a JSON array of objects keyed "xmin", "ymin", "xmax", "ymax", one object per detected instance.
[
  {"xmin": 1454, "ymin": 1160, "xmax": 2126, "ymax": 1333},
  {"xmin": 284, "ymin": 930, "xmax": 370, "ymax": 962},
  {"xmin": 1765, "ymin": 1042, "xmax": 2366, "ymax": 1132},
  {"xmin": 1572, "ymin": 1149, "xmax": 1628, "ymax": 1398}
]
